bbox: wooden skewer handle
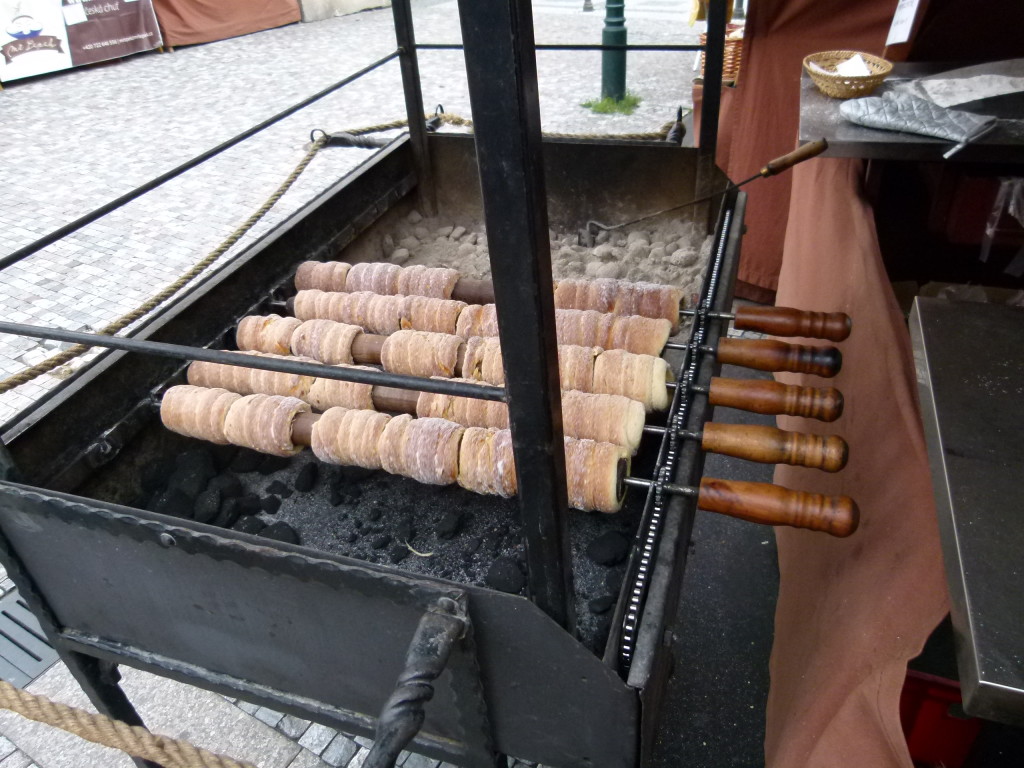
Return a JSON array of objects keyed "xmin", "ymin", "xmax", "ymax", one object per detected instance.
[
  {"xmin": 761, "ymin": 139, "xmax": 828, "ymax": 176},
  {"xmin": 732, "ymin": 305, "xmax": 851, "ymax": 342},
  {"xmin": 708, "ymin": 377, "xmax": 844, "ymax": 422},
  {"xmin": 697, "ymin": 477, "xmax": 859, "ymax": 537},
  {"xmin": 716, "ymin": 338, "xmax": 842, "ymax": 378},
  {"xmin": 701, "ymin": 423, "xmax": 848, "ymax": 472}
]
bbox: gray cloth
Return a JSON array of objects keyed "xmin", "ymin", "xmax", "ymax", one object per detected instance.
[{"xmin": 840, "ymin": 91, "xmax": 996, "ymax": 143}]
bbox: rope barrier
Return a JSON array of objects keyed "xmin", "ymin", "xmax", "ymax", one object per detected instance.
[
  {"xmin": 0, "ymin": 111, "xmax": 678, "ymax": 395},
  {"xmin": 0, "ymin": 679, "xmax": 256, "ymax": 768}
]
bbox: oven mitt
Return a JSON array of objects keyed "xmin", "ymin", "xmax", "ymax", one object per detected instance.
[{"xmin": 839, "ymin": 91, "xmax": 996, "ymax": 144}]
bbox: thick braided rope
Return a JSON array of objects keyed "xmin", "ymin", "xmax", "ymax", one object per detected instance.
[
  {"xmin": 348, "ymin": 112, "xmax": 673, "ymax": 141},
  {"xmin": 0, "ymin": 136, "xmax": 327, "ymax": 395},
  {"xmin": 0, "ymin": 680, "xmax": 256, "ymax": 768}
]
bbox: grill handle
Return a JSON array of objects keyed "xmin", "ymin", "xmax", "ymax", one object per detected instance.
[
  {"xmin": 707, "ymin": 377, "xmax": 844, "ymax": 422},
  {"xmin": 715, "ymin": 338, "xmax": 842, "ymax": 378},
  {"xmin": 698, "ymin": 477, "xmax": 859, "ymax": 537},
  {"xmin": 701, "ymin": 423, "xmax": 848, "ymax": 472},
  {"xmin": 760, "ymin": 139, "xmax": 828, "ymax": 177},
  {"xmin": 733, "ymin": 305, "xmax": 851, "ymax": 341}
]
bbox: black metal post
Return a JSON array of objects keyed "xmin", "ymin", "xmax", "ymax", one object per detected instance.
[
  {"xmin": 601, "ymin": 0, "xmax": 627, "ymax": 101},
  {"xmin": 456, "ymin": 0, "xmax": 575, "ymax": 631},
  {"xmin": 696, "ymin": 0, "xmax": 728, "ymax": 230},
  {"xmin": 391, "ymin": 0, "xmax": 436, "ymax": 216}
]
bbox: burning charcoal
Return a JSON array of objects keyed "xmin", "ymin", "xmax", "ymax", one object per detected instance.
[
  {"xmin": 207, "ymin": 474, "xmax": 243, "ymax": 499},
  {"xmin": 193, "ymin": 489, "xmax": 221, "ymax": 525},
  {"xmin": 588, "ymin": 595, "xmax": 616, "ymax": 615},
  {"xmin": 266, "ymin": 480, "xmax": 293, "ymax": 499},
  {"xmin": 463, "ymin": 536, "xmax": 482, "ymax": 556},
  {"xmin": 396, "ymin": 518, "xmax": 416, "ymax": 544},
  {"xmin": 257, "ymin": 454, "xmax": 291, "ymax": 475},
  {"xmin": 236, "ymin": 494, "xmax": 262, "ymax": 516},
  {"xmin": 150, "ymin": 488, "xmax": 192, "ymax": 519},
  {"xmin": 294, "ymin": 463, "xmax": 319, "ymax": 493},
  {"xmin": 230, "ymin": 449, "xmax": 262, "ymax": 474},
  {"xmin": 436, "ymin": 510, "xmax": 462, "ymax": 540},
  {"xmin": 369, "ymin": 533, "xmax": 391, "ymax": 550},
  {"xmin": 388, "ymin": 543, "xmax": 409, "ymax": 564},
  {"xmin": 140, "ymin": 458, "xmax": 175, "ymax": 496},
  {"xmin": 586, "ymin": 531, "xmax": 630, "ymax": 566},
  {"xmin": 213, "ymin": 498, "xmax": 241, "ymax": 529},
  {"xmin": 262, "ymin": 521, "xmax": 301, "ymax": 545},
  {"xmin": 485, "ymin": 558, "xmax": 525, "ymax": 594},
  {"xmin": 233, "ymin": 516, "xmax": 266, "ymax": 536},
  {"xmin": 176, "ymin": 448, "xmax": 217, "ymax": 481},
  {"xmin": 209, "ymin": 444, "xmax": 239, "ymax": 471},
  {"xmin": 168, "ymin": 466, "xmax": 210, "ymax": 501},
  {"xmin": 261, "ymin": 495, "xmax": 281, "ymax": 514}
]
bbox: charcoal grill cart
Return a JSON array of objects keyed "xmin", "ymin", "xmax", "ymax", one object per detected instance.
[{"xmin": 0, "ymin": 2, "xmax": 818, "ymax": 766}]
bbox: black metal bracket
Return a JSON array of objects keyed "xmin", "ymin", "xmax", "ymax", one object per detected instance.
[{"xmin": 365, "ymin": 597, "xmax": 469, "ymax": 768}]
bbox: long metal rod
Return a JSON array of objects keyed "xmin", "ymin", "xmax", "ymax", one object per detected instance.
[
  {"xmin": 697, "ymin": 0, "xmax": 727, "ymax": 158},
  {"xmin": 0, "ymin": 51, "xmax": 400, "ymax": 273},
  {"xmin": 391, "ymin": 0, "xmax": 436, "ymax": 217},
  {"xmin": 457, "ymin": 0, "xmax": 575, "ymax": 630},
  {"xmin": 416, "ymin": 43, "xmax": 703, "ymax": 51},
  {"xmin": 0, "ymin": 321, "xmax": 506, "ymax": 402}
]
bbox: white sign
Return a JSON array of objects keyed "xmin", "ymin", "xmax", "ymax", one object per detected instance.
[
  {"xmin": 886, "ymin": 0, "xmax": 921, "ymax": 46},
  {"xmin": 62, "ymin": 2, "xmax": 86, "ymax": 25}
]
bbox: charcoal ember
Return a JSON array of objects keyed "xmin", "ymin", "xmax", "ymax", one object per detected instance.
[
  {"xmin": 149, "ymin": 488, "xmax": 192, "ymax": 519},
  {"xmin": 261, "ymin": 495, "xmax": 281, "ymax": 514},
  {"xmin": 588, "ymin": 594, "xmax": 616, "ymax": 615},
  {"xmin": 230, "ymin": 449, "xmax": 262, "ymax": 474},
  {"xmin": 364, "ymin": 505, "xmax": 382, "ymax": 523},
  {"xmin": 388, "ymin": 543, "xmax": 409, "ymax": 563},
  {"xmin": 236, "ymin": 494, "xmax": 262, "ymax": 516},
  {"xmin": 257, "ymin": 455, "xmax": 291, "ymax": 475},
  {"xmin": 436, "ymin": 510, "xmax": 462, "ymax": 540},
  {"xmin": 586, "ymin": 531, "xmax": 630, "ymax": 566},
  {"xmin": 605, "ymin": 570, "xmax": 624, "ymax": 593},
  {"xmin": 463, "ymin": 536, "xmax": 482, "ymax": 556},
  {"xmin": 266, "ymin": 480, "xmax": 293, "ymax": 499},
  {"xmin": 369, "ymin": 534, "xmax": 391, "ymax": 550},
  {"xmin": 395, "ymin": 518, "xmax": 416, "ymax": 544},
  {"xmin": 354, "ymin": 519, "xmax": 364, "ymax": 530},
  {"xmin": 485, "ymin": 558, "xmax": 525, "ymax": 594},
  {"xmin": 293, "ymin": 463, "xmax": 319, "ymax": 493},
  {"xmin": 342, "ymin": 531, "xmax": 358, "ymax": 543},
  {"xmin": 212, "ymin": 498, "xmax": 241, "ymax": 529},
  {"xmin": 193, "ymin": 489, "xmax": 221, "ymax": 524},
  {"xmin": 329, "ymin": 481, "xmax": 362, "ymax": 507},
  {"xmin": 233, "ymin": 516, "xmax": 266, "ymax": 535},
  {"xmin": 261, "ymin": 521, "xmax": 301, "ymax": 545},
  {"xmin": 168, "ymin": 466, "xmax": 211, "ymax": 501},
  {"xmin": 140, "ymin": 458, "xmax": 175, "ymax": 496},
  {"xmin": 206, "ymin": 474, "xmax": 243, "ymax": 499},
  {"xmin": 210, "ymin": 444, "xmax": 239, "ymax": 471},
  {"xmin": 336, "ymin": 465, "xmax": 375, "ymax": 483},
  {"xmin": 176, "ymin": 448, "xmax": 217, "ymax": 482}
]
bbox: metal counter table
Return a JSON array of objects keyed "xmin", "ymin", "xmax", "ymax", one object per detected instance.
[
  {"xmin": 799, "ymin": 63, "xmax": 1024, "ymax": 163},
  {"xmin": 911, "ymin": 297, "xmax": 1024, "ymax": 726}
]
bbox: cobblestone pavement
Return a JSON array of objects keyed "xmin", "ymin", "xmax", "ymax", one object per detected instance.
[{"xmin": 0, "ymin": 0, "xmax": 700, "ymax": 424}]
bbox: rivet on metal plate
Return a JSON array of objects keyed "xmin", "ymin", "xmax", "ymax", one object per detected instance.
[{"xmin": 159, "ymin": 533, "xmax": 176, "ymax": 548}]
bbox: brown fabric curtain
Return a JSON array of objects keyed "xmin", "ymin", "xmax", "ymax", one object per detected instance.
[
  {"xmin": 766, "ymin": 158, "xmax": 948, "ymax": 767},
  {"xmin": 153, "ymin": 0, "xmax": 300, "ymax": 47},
  {"xmin": 713, "ymin": 0, "xmax": 895, "ymax": 298}
]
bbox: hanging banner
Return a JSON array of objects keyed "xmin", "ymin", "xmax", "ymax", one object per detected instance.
[
  {"xmin": 0, "ymin": 0, "xmax": 162, "ymax": 83},
  {"xmin": 64, "ymin": 0, "xmax": 161, "ymax": 68},
  {"xmin": 0, "ymin": 1, "xmax": 73, "ymax": 82}
]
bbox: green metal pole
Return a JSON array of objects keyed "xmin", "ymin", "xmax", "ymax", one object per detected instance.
[{"xmin": 601, "ymin": 0, "xmax": 626, "ymax": 101}]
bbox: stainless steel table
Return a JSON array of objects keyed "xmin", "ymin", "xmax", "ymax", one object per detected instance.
[{"xmin": 911, "ymin": 297, "xmax": 1024, "ymax": 726}]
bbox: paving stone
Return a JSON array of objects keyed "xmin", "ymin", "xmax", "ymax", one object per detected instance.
[
  {"xmin": 402, "ymin": 752, "xmax": 441, "ymax": 768},
  {"xmin": 353, "ymin": 735, "xmax": 374, "ymax": 749},
  {"xmin": 347, "ymin": 748, "xmax": 370, "ymax": 768},
  {"xmin": 236, "ymin": 699, "xmax": 260, "ymax": 715},
  {"xmin": 279, "ymin": 713, "xmax": 313, "ymax": 739},
  {"xmin": 255, "ymin": 706, "xmax": 286, "ymax": 727},
  {"xmin": 0, "ymin": 737, "xmax": 14, "ymax": 761},
  {"xmin": 299, "ymin": 722, "xmax": 338, "ymax": 755},
  {"xmin": 286, "ymin": 747, "xmax": 332, "ymax": 768},
  {"xmin": 0, "ymin": 756, "xmax": 31, "ymax": 768},
  {"xmin": 321, "ymin": 734, "xmax": 360, "ymax": 767}
]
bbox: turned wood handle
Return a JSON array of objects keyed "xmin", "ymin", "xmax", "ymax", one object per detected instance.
[
  {"xmin": 701, "ymin": 423, "xmax": 848, "ymax": 472},
  {"xmin": 708, "ymin": 377, "xmax": 844, "ymax": 422},
  {"xmin": 697, "ymin": 477, "xmax": 859, "ymax": 537},
  {"xmin": 733, "ymin": 305, "xmax": 851, "ymax": 341},
  {"xmin": 761, "ymin": 139, "xmax": 828, "ymax": 176},
  {"xmin": 716, "ymin": 338, "xmax": 842, "ymax": 378},
  {"xmin": 351, "ymin": 333, "xmax": 386, "ymax": 364}
]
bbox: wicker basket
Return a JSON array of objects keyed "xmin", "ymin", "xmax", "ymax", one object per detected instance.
[
  {"xmin": 803, "ymin": 50, "xmax": 892, "ymax": 99},
  {"xmin": 700, "ymin": 24, "xmax": 744, "ymax": 85}
]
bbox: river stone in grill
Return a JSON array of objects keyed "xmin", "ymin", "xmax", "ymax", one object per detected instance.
[
  {"xmin": 262, "ymin": 521, "xmax": 300, "ymax": 545},
  {"xmin": 193, "ymin": 489, "xmax": 221, "ymax": 524},
  {"xmin": 586, "ymin": 531, "xmax": 630, "ymax": 566},
  {"xmin": 261, "ymin": 495, "xmax": 281, "ymax": 514},
  {"xmin": 294, "ymin": 463, "xmax": 319, "ymax": 493},
  {"xmin": 230, "ymin": 449, "xmax": 262, "ymax": 474},
  {"xmin": 207, "ymin": 474, "xmax": 243, "ymax": 499},
  {"xmin": 485, "ymin": 558, "xmax": 525, "ymax": 594},
  {"xmin": 233, "ymin": 516, "xmax": 266, "ymax": 535}
]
